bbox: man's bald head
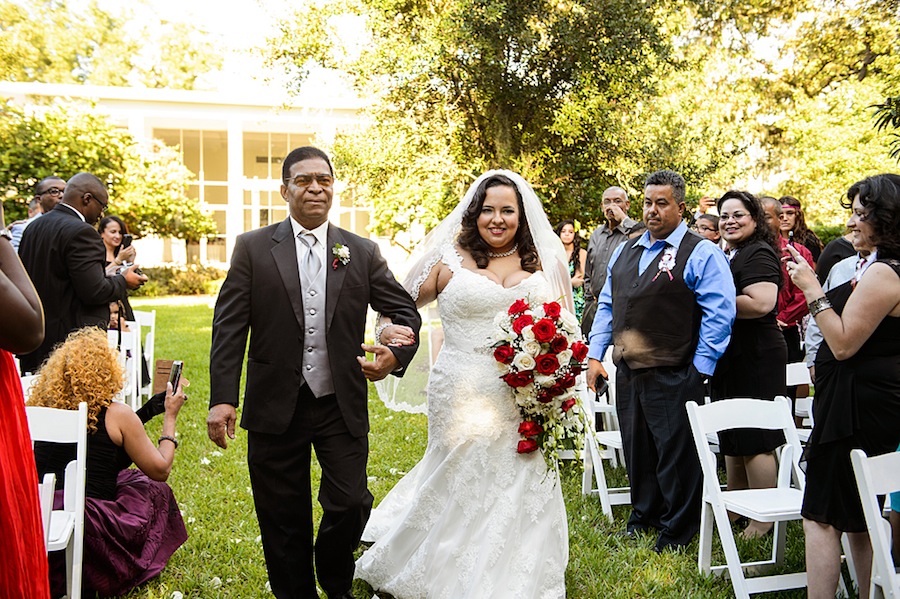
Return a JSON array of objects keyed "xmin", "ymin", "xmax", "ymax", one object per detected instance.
[
  {"xmin": 63, "ymin": 173, "xmax": 109, "ymax": 225},
  {"xmin": 760, "ymin": 196, "xmax": 781, "ymax": 236}
]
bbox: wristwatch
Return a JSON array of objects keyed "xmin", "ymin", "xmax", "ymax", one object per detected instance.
[{"xmin": 0, "ymin": 228, "xmax": 12, "ymax": 242}]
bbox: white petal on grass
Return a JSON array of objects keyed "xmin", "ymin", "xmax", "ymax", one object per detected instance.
[
  {"xmin": 199, "ymin": 457, "xmax": 211, "ymax": 465},
  {"xmin": 210, "ymin": 576, "xmax": 222, "ymax": 588},
  {"xmin": 211, "ymin": 450, "xmax": 223, "ymax": 457},
  {"xmin": 171, "ymin": 592, "xmax": 184, "ymax": 599}
]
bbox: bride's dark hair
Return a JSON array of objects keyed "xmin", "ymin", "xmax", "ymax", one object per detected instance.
[{"xmin": 458, "ymin": 174, "xmax": 539, "ymax": 272}]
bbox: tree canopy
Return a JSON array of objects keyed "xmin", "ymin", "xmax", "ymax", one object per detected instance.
[
  {"xmin": 268, "ymin": 0, "xmax": 900, "ymax": 238},
  {"xmin": 0, "ymin": 101, "xmax": 216, "ymax": 241},
  {"xmin": 0, "ymin": 0, "xmax": 222, "ymax": 89}
]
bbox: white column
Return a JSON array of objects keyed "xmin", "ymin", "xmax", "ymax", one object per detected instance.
[{"xmin": 226, "ymin": 119, "xmax": 244, "ymax": 262}]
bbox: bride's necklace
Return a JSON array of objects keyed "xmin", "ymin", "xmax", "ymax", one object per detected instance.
[{"xmin": 487, "ymin": 244, "xmax": 518, "ymax": 258}]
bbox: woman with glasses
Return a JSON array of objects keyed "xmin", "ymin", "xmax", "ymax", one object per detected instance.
[
  {"xmin": 779, "ymin": 196, "xmax": 823, "ymax": 266},
  {"xmin": 710, "ymin": 190, "xmax": 787, "ymax": 538},
  {"xmin": 785, "ymin": 174, "xmax": 900, "ymax": 598}
]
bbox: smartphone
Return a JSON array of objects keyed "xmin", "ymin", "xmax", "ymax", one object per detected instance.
[
  {"xmin": 168, "ymin": 360, "xmax": 183, "ymax": 391},
  {"xmin": 122, "ymin": 234, "xmax": 133, "ymax": 249},
  {"xmin": 595, "ymin": 376, "xmax": 609, "ymax": 398}
]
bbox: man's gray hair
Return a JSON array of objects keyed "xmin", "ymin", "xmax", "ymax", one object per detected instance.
[
  {"xmin": 645, "ymin": 170, "xmax": 686, "ymax": 204},
  {"xmin": 603, "ymin": 186, "xmax": 628, "ymax": 202}
]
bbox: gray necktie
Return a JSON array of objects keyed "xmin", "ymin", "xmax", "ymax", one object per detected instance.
[{"xmin": 298, "ymin": 232, "xmax": 320, "ymax": 278}]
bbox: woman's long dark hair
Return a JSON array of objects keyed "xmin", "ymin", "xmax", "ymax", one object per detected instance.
[
  {"xmin": 717, "ymin": 190, "xmax": 780, "ymax": 255},
  {"xmin": 779, "ymin": 196, "xmax": 822, "ymax": 252},
  {"xmin": 459, "ymin": 174, "xmax": 539, "ymax": 272},
  {"xmin": 554, "ymin": 219, "xmax": 581, "ymax": 273},
  {"xmin": 845, "ymin": 174, "xmax": 900, "ymax": 260}
]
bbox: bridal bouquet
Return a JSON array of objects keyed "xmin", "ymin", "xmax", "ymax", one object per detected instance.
[{"xmin": 489, "ymin": 297, "xmax": 588, "ymax": 471}]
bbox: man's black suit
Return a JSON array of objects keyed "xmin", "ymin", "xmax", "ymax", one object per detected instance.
[
  {"xmin": 209, "ymin": 218, "xmax": 421, "ymax": 598},
  {"xmin": 17, "ymin": 204, "xmax": 127, "ymax": 373}
]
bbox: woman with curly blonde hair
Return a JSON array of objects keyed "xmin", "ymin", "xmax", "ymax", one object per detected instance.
[{"xmin": 30, "ymin": 327, "xmax": 188, "ymax": 597}]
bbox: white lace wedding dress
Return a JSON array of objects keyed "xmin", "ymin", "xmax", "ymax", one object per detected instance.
[{"xmin": 355, "ymin": 249, "xmax": 568, "ymax": 599}]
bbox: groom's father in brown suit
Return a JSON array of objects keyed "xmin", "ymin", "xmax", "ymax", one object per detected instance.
[{"xmin": 207, "ymin": 146, "xmax": 421, "ymax": 599}]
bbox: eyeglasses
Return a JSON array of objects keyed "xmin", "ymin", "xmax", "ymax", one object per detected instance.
[
  {"xmin": 38, "ymin": 187, "xmax": 64, "ymax": 197},
  {"xmin": 719, "ymin": 212, "xmax": 749, "ymax": 222},
  {"xmin": 85, "ymin": 193, "xmax": 108, "ymax": 213},
  {"xmin": 694, "ymin": 224, "xmax": 718, "ymax": 233},
  {"xmin": 285, "ymin": 173, "xmax": 334, "ymax": 188}
]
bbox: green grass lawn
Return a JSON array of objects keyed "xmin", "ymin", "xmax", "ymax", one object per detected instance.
[{"xmin": 123, "ymin": 297, "xmax": 824, "ymax": 599}]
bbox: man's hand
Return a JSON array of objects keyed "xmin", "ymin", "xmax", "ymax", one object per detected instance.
[
  {"xmin": 586, "ymin": 358, "xmax": 609, "ymax": 392},
  {"xmin": 357, "ymin": 343, "xmax": 400, "ymax": 381},
  {"xmin": 697, "ymin": 196, "xmax": 716, "ymax": 215},
  {"xmin": 207, "ymin": 403, "xmax": 237, "ymax": 449},
  {"xmin": 605, "ymin": 202, "xmax": 627, "ymax": 224},
  {"xmin": 122, "ymin": 264, "xmax": 148, "ymax": 290}
]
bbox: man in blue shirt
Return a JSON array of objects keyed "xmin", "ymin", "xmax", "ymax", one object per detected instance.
[{"xmin": 586, "ymin": 169, "xmax": 736, "ymax": 552}]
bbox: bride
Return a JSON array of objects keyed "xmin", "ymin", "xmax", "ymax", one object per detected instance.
[{"xmin": 355, "ymin": 171, "xmax": 573, "ymax": 598}]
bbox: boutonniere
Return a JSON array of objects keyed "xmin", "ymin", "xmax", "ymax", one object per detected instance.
[
  {"xmin": 652, "ymin": 246, "xmax": 676, "ymax": 281},
  {"xmin": 332, "ymin": 243, "xmax": 350, "ymax": 269}
]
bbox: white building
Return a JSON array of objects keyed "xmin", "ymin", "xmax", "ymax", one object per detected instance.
[{"xmin": 0, "ymin": 81, "xmax": 374, "ymax": 265}]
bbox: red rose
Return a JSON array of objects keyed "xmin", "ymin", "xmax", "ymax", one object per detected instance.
[
  {"xmin": 508, "ymin": 299, "xmax": 530, "ymax": 315},
  {"xmin": 517, "ymin": 439, "xmax": 539, "ymax": 454},
  {"xmin": 560, "ymin": 372, "xmax": 577, "ymax": 389},
  {"xmin": 537, "ymin": 389, "xmax": 555, "ymax": 403},
  {"xmin": 543, "ymin": 301, "xmax": 561, "ymax": 318},
  {"xmin": 534, "ymin": 353, "xmax": 560, "ymax": 375},
  {"xmin": 502, "ymin": 371, "xmax": 533, "ymax": 388},
  {"xmin": 493, "ymin": 344, "xmax": 515, "ymax": 364},
  {"xmin": 532, "ymin": 318, "xmax": 557, "ymax": 342},
  {"xmin": 512, "ymin": 314, "xmax": 534, "ymax": 334},
  {"xmin": 550, "ymin": 335, "xmax": 568, "ymax": 353},
  {"xmin": 561, "ymin": 398, "xmax": 576, "ymax": 412},
  {"xmin": 570, "ymin": 341, "xmax": 588, "ymax": 362},
  {"xmin": 570, "ymin": 364, "xmax": 582, "ymax": 375},
  {"xmin": 518, "ymin": 420, "xmax": 544, "ymax": 437}
]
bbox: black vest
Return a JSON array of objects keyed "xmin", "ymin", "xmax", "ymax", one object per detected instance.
[{"xmin": 610, "ymin": 231, "xmax": 703, "ymax": 369}]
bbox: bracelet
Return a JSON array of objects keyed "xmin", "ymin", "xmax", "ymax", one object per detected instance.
[
  {"xmin": 808, "ymin": 296, "xmax": 833, "ymax": 317},
  {"xmin": 158, "ymin": 435, "xmax": 178, "ymax": 449},
  {"xmin": 374, "ymin": 323, "xmax": 390, "ymax": 346}
]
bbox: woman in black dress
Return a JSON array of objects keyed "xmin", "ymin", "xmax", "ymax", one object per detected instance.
[
  {"xmin": 711, "ymin": 190, "xmax": 788, "ymax": 538},
  {"xmin": 785, "ymin": 173, "xmax": 900, "ymax": 599}
]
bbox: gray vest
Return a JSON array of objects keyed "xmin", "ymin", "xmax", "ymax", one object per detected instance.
[{"xmin": 299, "ymin": 241, "xmax": 335, "ymax": 397}]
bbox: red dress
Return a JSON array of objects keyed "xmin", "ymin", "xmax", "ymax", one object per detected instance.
[{"xmin": 0, "ymin": 349, "xmax": 50, "ymax": 598}]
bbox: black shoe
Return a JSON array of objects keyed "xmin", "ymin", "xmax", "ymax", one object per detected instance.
[
  {"xmin": 616, "ymin": 525, "xmax": 652, "ymax": 540},
  {"xmin": 653, "ymin": 533, "xmax": 690, "ymax": 554}
]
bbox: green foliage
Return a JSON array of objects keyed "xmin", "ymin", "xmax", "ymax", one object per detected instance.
[
  {"xmin": 0, "ymin": 0, "xmax": 221, "ymax": 89},
  {"xmin": 0, "ymin": 101, "xmax": 132, "ymax": 221},
  {"xmin": 130, "ymin": 265, "xmax": 226, "ymax": 297},
  {"xmin": 0, "ymin": 101, "xmax": 217, "ymax": 238},
  {"xmin": 812, "ymin": 223, "xmax": 847, "ymax": 248},
  {"xmin": 117, "ymin": 141, "xmax": 218, "ymax": 242},
  {"xmin": 873, "ymin": 95, "xmax": 900, "ymax": 160},
  {"xmin": 269, "ymin": 0, "xmax": 701, "ymax": 236}
]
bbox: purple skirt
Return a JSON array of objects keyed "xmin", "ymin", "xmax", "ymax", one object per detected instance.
[{"xmin": 50, "ymin": 468, "xmax": 187, "ymax": 598}]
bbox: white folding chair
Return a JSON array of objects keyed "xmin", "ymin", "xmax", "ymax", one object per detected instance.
[
  {"xmin": 687, "ymin": 397, "xmax": 807, "ymax": 598},
  {"xmin": 108, "ymin": 328, "xmax": 141, "ymax": 410},
  {"xmin": 38, "ymin": 472, "xmax": 56, "ymax": 550},
  {"xmin": 851, "ymin": 448, "xmax": 900, "ymax": 598},
  {"xmin": 132, "ymin": 309, "xmax": 156, "ymax": 399},
  {"xmin": 27, "ymin": 402, "xmax": 88, "ymax": 599}
]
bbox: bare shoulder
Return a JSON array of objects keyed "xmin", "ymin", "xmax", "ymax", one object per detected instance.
[{"xmin": 104, "ymin": 401, "xmax": 140, "ymax": 445}]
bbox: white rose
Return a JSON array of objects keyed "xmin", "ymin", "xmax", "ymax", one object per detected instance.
[
  {"xmin": 556, "ymin": 349, "xmax": 573, "ymax": 366},
  {"xmin": 559, "ymin": 310, "xmax": 579, "ymax": 333},
  {"xmin": 534, "ymin": 373, "xmax": 555, "ymax": 388},
  {"xmin": 512, "ymin": 353, "xmax": 536, "ymax": 371},
  {"xmin": 521, "ymin": 325, "xmax": 536, "ymax": 341},
  {"xmin": 523, "ymin": 340, "xmax": 542, "ymax": 356}
]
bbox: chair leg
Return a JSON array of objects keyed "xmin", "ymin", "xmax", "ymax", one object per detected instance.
[
  {"xmin": 698, "ymin": 501, "xmax": 715, "ymax": 574},
  {"xmin": 713, "ymin": 503, "xmax": 751, "ymax": 599}
]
